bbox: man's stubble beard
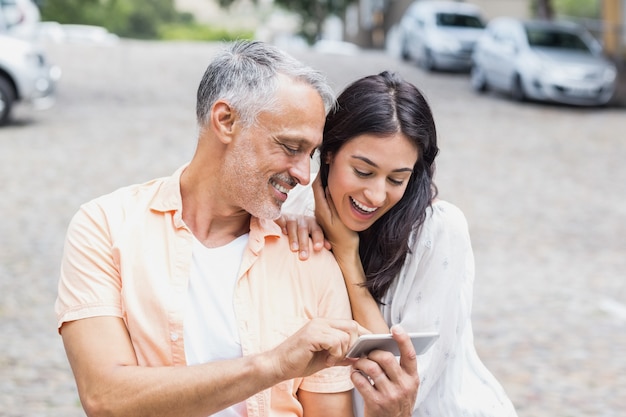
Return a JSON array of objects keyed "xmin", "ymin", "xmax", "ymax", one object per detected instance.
[{"xmin": 222, "ymin": 145, "xmax": 282, "ymax": 220}]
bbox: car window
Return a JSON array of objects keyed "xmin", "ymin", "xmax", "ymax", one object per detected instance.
[
  {"xmin": 525, "ymin": 27, "xmax": 591, "ymax": 52},
  {"xmin": 435, "ymin": 13, "xmax": 484, "ymax": 29}
]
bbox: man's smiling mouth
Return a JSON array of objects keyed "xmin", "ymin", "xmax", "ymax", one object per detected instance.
[{"xmin": 270, "ymin": 179, "xmax": 290, "ymax": 195}]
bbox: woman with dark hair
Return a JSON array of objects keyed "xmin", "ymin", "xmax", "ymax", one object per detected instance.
[{"xmin": 282, "ymin": 71, "xmax": 518, "ymax": 417}]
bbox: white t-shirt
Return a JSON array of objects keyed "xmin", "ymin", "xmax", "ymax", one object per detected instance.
[{"xmin": 184, "ymin": 233, "xmax": 249, "ymax": 417}]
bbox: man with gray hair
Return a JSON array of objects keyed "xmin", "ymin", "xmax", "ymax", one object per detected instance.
[{"xmin": 56, "ymin": 40, "xmax": 418, "ymax": 417}]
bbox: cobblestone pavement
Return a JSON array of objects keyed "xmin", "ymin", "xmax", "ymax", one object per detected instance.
[{"xmin": 1, "ymin": 40, "xmax": 625, "ymax": 417}]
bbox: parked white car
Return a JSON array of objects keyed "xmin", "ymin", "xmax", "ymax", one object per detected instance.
[
  {"xmin": 0, "ymin": 0, "xmax": 40, "ymax": 40},
  {"xmin": 470, "ymin": 17, "xmax": 617, "ymax": 106},
  {"xmin": 0, "ymin": 33, "xmax": 60, "ymax": 125},
  {"xmin": 58, "ymin": 24, "xmax": 120, "ymax": 45},
  {"xmin": 396, "ymin": 0, "xmax": 485, "ymax": 71}
]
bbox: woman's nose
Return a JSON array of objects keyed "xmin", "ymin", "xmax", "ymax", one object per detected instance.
[{"xmin": 363, "ymin": 180, "xmax": 386, "ymax": 206}]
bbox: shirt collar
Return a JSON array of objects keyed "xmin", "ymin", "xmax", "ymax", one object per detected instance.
[
  {"xmin": 150, "ymin": 164, "xmax": 283, "ymax": 244},
  {"xmin": 150, "ymin": 164, "xmax": 187, "ymax": 214}
]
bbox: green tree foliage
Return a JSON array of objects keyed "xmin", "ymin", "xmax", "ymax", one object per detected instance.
[
  {"xmin": 40, "ymin": 0, "xmax": 186, "ymax": 39},
  {"xmin": 554, "ymin": 0, "xmax": 600, "ymax": 18},
  {"xmin": 531, "ymin": 0, "xmax": 600, "ymax": 19},
  {"xmin": 218, "ymin": 0, "xmax": 355, "ymax": 44},
  {"xmin": 275, "ymin": 0, "xmax": 353, "ymax": 43}
]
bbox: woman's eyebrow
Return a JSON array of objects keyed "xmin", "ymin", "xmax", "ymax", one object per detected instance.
[{"xmin": 351, "ymin": 155, "xmax": 414, "ymax": 173}]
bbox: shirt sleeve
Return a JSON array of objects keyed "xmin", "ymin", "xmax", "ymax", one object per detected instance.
[
  {"xmin": 381, "ymin": 201, "xmax": 475, "ymax": 409},
  {"xmin": 55, "ymin": 200, "xmax": 124, "ymax": 330}
]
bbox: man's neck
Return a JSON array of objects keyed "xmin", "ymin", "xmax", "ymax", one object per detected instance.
[
  {"xmin": 180, "ymin": 158, "xmax": 251, "ymax": 248},
  {"xmin": 185, "ymin": 211, "xmax": 251, "ymax": 249}
]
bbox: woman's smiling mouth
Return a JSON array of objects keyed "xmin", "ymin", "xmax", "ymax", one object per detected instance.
[{"xmin": 350, "ymin": 196, "xmax": 377, "ymax": 214}]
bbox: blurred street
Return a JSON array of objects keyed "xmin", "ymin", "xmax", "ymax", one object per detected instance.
[{"xmin": 1, "ymin": 40, "xmax": 625, "ymax": 417}]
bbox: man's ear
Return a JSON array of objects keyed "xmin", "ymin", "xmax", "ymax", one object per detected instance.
[{"xmin": 211, "ymin": 100, "xmax": 237, "ymax": 144}]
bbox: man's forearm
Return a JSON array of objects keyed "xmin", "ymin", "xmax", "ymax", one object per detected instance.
[
  {"xmin": 75, "ymin": 351, "xmax": 281, "ymax": 417},
  {"xmin": 62, "ymin": 317, "xmax": 282, "ymax": 417}
]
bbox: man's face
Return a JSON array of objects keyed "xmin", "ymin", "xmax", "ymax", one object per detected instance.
[{"xmin": 222, "ymin": 77, "xmax": 326, "ymax": 220}]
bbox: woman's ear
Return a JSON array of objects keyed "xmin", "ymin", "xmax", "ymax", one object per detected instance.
[
  {"xmin": 211, "ymin": 100, "xmax": 237, "ymax": 144},
  {"xmin": 323, "ymin": 151, "xmax": 333, "ymax": 164}
]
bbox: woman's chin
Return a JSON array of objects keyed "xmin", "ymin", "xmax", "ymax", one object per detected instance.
[{"xmin": 340, "ymin": 213, "xmax": 375, "ymax": 233}]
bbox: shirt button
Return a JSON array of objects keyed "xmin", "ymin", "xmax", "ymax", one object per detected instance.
[{"xmin": 170, "ymin": 333, "xmax": 179, "ymax": 342}]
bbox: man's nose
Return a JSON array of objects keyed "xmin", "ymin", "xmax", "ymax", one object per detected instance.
[{"xmin": 289, "ymin": 155, "xmax": 311, "ymax": 186}]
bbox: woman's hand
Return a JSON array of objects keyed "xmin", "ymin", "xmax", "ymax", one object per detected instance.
[
  {"xmin": 312, "ymin": 176, "xmax": 360, "ymax": 263},
  {"xmin": 354, "ymin": 325, "xmax": 419, "ymax": 417},
  {"xmin": 314, "ymin": 177, "xmax": 390, "ymax": 334}
]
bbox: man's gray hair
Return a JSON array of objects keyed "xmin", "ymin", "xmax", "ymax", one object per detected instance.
[{"xmin": 196, "ymin": 40, "xmax": 336, "ymax": 128}]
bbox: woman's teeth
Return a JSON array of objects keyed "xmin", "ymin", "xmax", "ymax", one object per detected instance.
[{"xmin": 351, "ymin": 197, "xmax": 377, "ymax": 213}]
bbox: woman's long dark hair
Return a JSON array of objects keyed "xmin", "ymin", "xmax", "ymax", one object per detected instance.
[{"xmin": 319, "ymin": 71, "xmax": 439, "ymax": 302}]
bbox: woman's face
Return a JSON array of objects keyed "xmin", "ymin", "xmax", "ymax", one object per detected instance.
[{"xmin": 326, "ymin": 132, "xmax": 419, "ymax": 232}]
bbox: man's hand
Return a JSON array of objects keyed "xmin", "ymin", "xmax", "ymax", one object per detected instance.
[
  {"xmin": 268, "ymin": 318, "xmax": 368, "ymax": 380},
  {"xmin": 352, "ymin": 325, "xmax": 419, "ymax": 417},
  {"xmin": 276, "ymin": 213, "xmax": 330, "ymax": 260}
]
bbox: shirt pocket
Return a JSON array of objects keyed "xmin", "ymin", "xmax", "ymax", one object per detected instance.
[{"xmin": 260, "ymin": 316, "xmax": 309, "ymax": 353}]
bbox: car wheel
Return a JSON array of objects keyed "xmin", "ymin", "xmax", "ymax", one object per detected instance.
[
  {"xmin": 511, "ymin": 74, "xmax": 526, "ymax": 102},
  {"xmin": 470, "ymin": 64, "xmax": 488, "ymax": 93},
  {"xmin": 421, "ymin": 49, "xmax": 435, "ymax": 71},
  {"xmin": 400, "ymin": 38, "xmax": 410, "ymax": 61},
  {"xmin": 0, "ymin": 77, "xmax": 16, "ymax": 126}
]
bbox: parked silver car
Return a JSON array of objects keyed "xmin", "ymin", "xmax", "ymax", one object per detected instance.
[
  {"xmin": 471, "ymin": 17, "xmax": 617, "ymax": 106},
  {"xmin": 0, "ymin": 33, "xmax": 60, "ymax": 125},
  {"xmin": 397, "ymin": 0, "xmax": 485, "ymax": 72},
  {"xmin": 0, "ymin": 0, "xmax": 40, "ymax": 40}
]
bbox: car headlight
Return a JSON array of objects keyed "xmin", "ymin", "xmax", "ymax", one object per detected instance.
[
  {"xmin": 25, "ymin": 52, "xmax": 45, "ymax": 68},
  {"xmin": 603, "ymin": 66, "xmax": 617, "ymax": 83},
  {"xmin": 49, "ymin": 65, "xmax": 62, "ymax": 81}
]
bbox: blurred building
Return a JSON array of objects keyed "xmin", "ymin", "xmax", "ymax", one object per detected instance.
[
  {"xmin": 174, "ymin": 0, "xmax": 270, "ymax": 30},
  {"xmin": 343, "ymin": 0, "xmax": 527, "ymax": 48},
  {"xmin": 346, "ymin": 0, "xmax": 625, "ymax": 58},
  {"xmin": 603, "ymin": 0, "xmax": 625, "ymax": 57},
  {"xmin": 174, "ymin": 0, "xmax": 624, "ymax": 57}
]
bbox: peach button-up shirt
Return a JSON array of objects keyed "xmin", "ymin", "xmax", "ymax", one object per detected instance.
[{"xmin": 55, "ymin": 165, "xmax": 354, "ymax": 417}]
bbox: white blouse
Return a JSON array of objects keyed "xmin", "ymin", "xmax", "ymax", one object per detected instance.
[{"xmin": 283, "ymin": 182, "xmax": 518, "ymax": 417}]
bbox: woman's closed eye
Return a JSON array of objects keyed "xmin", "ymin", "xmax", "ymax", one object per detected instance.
[
  {"xmin": 388, "ymin": 177, "xmax": 405, "ymax": 186},
  {"xmin": 354, "ymin": 168, "xmax": 372, "ymax": 178},
  {"xmin": 355, "ymin": 168, "xmax": 406, "ymax": 186}
]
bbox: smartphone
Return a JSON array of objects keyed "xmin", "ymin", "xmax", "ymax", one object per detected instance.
[{"xmin": 346, "ymin": 331, "xmax": 439, "ymax": 358}]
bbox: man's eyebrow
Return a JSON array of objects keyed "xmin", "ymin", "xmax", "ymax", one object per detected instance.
[{"xmin": 351, "ymin": 155, "xmax": 414, "ymax": 173}]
